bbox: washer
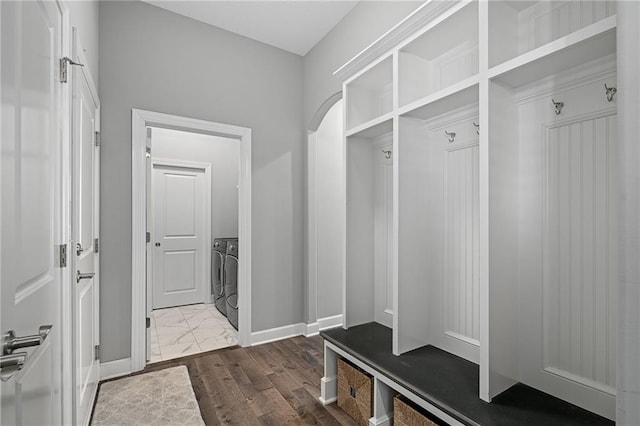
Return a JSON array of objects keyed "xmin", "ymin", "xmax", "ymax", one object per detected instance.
[
  {"xmin": 212, "ymin": 238, "xmax": 235, "ymax": 316},
  {"xmin": 224, "ymin": 239, "xmax": 239, "ymax": 330}
]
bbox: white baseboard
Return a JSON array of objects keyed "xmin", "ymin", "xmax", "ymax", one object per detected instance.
[
  {"xmin": 251, "ymin": 315, "xmax": 344, "ymax": 346},
  {"xmin": 318, "ymin": 314, "xmax": 343, "ymax": 331},
  {"xmin": 304, "ymin": 322, "xmax": 320, "ymax": 337},
  {"xmin": 100, "ymin": 358, "xmax": 132, "ymax": 381},
  {"xmin": 369, "ymin": 415, "xmax": 393, "ymax": 426},
  {"xmin": 305, "ymin": 314, "xmax": 343, "ymax": 337},
  {"xmin": 251, "ymin": 323, "xmax": 305, "ymax": 346}
]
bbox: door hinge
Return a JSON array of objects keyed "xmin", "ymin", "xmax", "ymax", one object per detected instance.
[
  {"xmin": 146, "ymin": 317, "xmax": 151, "ymax": 329},
  {"xmin": 146, "ymin": 232, "xmax": 151, "ymax": 243},
  {"xmin": 94, "ymin": 344, "xmax": 100, "ymax": 361},
  {"xmin": 95, "ymin": 131, "xmax": 101, "ymax": 147},
  {"xmin": 58, "ymin": 244, "xmax": 68, "ymax": 268},
  {"xmin": 59, "ymin": 57, "xmax": 84, "ymax": 83},
  {"xmin": 94, "ymin": 237, "xmax": 100, "ymax": 254}
]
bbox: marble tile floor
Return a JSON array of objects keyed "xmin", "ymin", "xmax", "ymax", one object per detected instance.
[{"xmin": 149, "ymin": 303, "xmax": 238, "ymax": 363}]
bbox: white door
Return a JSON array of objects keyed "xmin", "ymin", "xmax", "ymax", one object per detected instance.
[
  {"xmin": 152, "ymin": 162, "xmax": 209, "ymax": 309},
  {"xmin": 71, "ymin": 34, "xmax": 100, "ymax": 426},
  {"xmin": 1, "ymin": 1, "xmax": 64, "ymax": 425}
]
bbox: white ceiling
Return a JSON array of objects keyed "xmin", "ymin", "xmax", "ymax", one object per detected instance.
[{"xmin": 142, "ymin": 1, "xmax": 359, "ymax": 56}]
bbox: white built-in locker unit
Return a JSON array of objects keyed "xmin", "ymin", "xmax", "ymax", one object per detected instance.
[{"xmin": 337, "ymin": 0, "xmax": 627, "ymax": 421}]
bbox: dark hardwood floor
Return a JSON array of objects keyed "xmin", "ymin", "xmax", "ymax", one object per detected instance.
[{"xmin": 99, "ymin": 335, "xmax": 358, "ymax": 425}]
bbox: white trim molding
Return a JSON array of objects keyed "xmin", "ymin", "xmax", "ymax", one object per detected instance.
[
  {"xmin": 251, "ymin": 323, "xmax": 306, "ymax": 346},
  {"xmin": 131, "ymin": 109, "xmax": 252, "ymax": 373},
  {"xmin": 333, "ymin": 1, "xmax": 462, "ymax": 81},
  {"xmin": 318, "ymin": 314, "xmax": 343, "ymax": 331},
  {"xmin": 304, "ymin": 314, "xmax": 344, "ymax": 337},
  {"xmin": 100, "ymin": 358, "xmax": 132, "ymax": 381}
]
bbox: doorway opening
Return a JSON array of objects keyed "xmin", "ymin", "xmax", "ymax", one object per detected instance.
[
  {"xmin": 147, "ymin": 128, "xmax": 240, "ymax": 362},
  {"xmin": 131, "ymin": 110, "xmax": 252, "ymax": 372}
]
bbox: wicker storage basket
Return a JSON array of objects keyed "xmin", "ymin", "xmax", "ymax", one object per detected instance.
[
  {"xmin": 337, "ymin": 358, "xmax": 373, "ymax": 426},
  {"xmin": 394, "ymin": 395, "xmax": 443, "ymax": 426}
]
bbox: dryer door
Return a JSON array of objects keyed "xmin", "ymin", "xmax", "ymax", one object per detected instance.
[{"xmin": 224, "ymin": 255, "xmax": 239, "ymax": 329}]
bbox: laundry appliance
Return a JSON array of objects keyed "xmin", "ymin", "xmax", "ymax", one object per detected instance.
[
  {"xmin": 224, "ymin": 239, "xmax": 239, "ymax": 330},
  {"xmin": 212, "ymin": 238, "xmax": 235, "ymax": 316}
]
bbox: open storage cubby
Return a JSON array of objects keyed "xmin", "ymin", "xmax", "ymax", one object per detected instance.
[
  {"xmin": 344, "ymin": 122, "xmax": 394, "ymax": 330},
  {"xmin": 326, "ymin": 0, "xmax": 632, "ymax": 424},
  {"xmin": 487, "ymin": 55, "xmax": 618, "ymax": 420},
  {"xmin": 396, "ymin": 96, "xmax": 480, "ymax": 363},
  {"xmin": 398, "ymin": 1, "xmax": 478, "ymax": 108},
  {"xmin": 345, "ymin": 56, "xmax": 393, "ymax": 132},
  {"xmin": 488, "ymin": 0, "xmax": 616, "ymax": 69}
]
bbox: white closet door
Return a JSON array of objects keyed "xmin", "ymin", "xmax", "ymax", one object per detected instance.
[
  {"xmin": 152, "ymin": 164, "xmax": 207, "ymax": 309},
  {"xmin": 1, "ymin": 1, "xmax": 63, "ymax": 424}
]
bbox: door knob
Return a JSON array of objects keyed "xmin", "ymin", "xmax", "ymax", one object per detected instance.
[
  {"xmin": 2, "ymin": 325, "xmax": 52, "ymax": 355},
  {"xmin": 155, "ymin": 242, "xmax": 161, "ymax": 247},
  {"xmin": 76, "ymin": 271, "xmax": 95, "ymax": 283}
]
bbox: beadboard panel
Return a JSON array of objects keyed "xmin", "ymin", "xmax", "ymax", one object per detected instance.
[
  {"xmin": 374, "ymin": 140, "xmax": 394, "ymax": 328},
  {"xmin": 542, "ymin": 114, "xmax": 617, "ymax": 393},
  {"xmin": 517, "ymin": 70, "xmax": 618, "ymax": 418},
  {"xmin": 445, "ymin": 143, "xmax": 480, "ymax": 344},
  {"xmin": 406, "ymin": 106, "xmax": 480, "ymax": 363},
  {"xmin": 520, "ymin": 1, "xmax": 616, "ymax": 55}
]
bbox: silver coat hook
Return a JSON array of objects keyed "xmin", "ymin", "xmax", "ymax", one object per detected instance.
[
  {"xmin": 444, "ymin": 130, "xmax": 456, "ymax": 143},
  {"xmin": 552, "ymin": 99, "xmax": 564, "ymax": 115},
  {"xmin": 605, "ymin": 83, "xmax": 617, "ymax": 102},
  {"xmin": 472, "ymin": 122, "xmax": 479, "ymax": 135},
  {"xmin": 381, "ymin": 149, "xmax": 391, "ymax": 159}
]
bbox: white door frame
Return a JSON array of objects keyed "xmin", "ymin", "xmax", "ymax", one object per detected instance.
[
  {"xmin": 131, "ymin": 109, "xmax": 252, "ymax": 372},
  {"xmin": 149, "ymin": 158, "xmax": 213, "ymax": 309}
]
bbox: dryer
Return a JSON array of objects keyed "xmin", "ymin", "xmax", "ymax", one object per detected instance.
[
  {"xmin": 212, "ymin": 238, "xmax": 235, "ymax": 316},
  {"xmin": 224, "ymin": 239, "xmax": 239, "ymax": 330}
]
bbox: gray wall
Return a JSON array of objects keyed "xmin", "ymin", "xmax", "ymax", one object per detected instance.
[
  {"xmin": 68, "ymin": 0, "xmax": 99, "ymax": 85},
  {"xmin": 99, "ymin": 1, "xmax": 303, "ymax": 362},
  {"xmin": 301, "ymin": 1, "xmax": 421, "ymax": 323},
  {"xmin": 302, "ymin": 1, "xmax": 421, "ymax": 129},
  {"xmin": 152, "ymin": 127, "xmax": 240, "ymax": 240}
]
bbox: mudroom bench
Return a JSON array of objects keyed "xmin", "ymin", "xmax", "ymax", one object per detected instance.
[{"xmin": 320, "ymin": 323, "xmax": 613, "ymax": 426}]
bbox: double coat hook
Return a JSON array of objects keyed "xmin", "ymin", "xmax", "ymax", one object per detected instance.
[
  {"xmin": 552, "ymin": 99, "xmax": 564, "ymax": 115},
  {"xmin": 444, "ymin": 130, "xmax": 456, "ymax": 143},
  {"xmin": 605, "ymin": 83, "xmax": 617, "ymax": 102}
]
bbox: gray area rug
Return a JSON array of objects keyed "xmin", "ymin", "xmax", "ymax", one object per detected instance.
[{"xmin": 91, "ymin": 365, "xmax": 204, "ymax": 425}]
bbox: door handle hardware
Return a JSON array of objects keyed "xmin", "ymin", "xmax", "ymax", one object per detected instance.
[
  {"xmin": 76, "ymin": 243, "xmax": 84, "ymax": 256},
  {"xmin": 155, "ymin": 242, "xmax": 161, "ymax": 247},
  {"xmin": 2, "ymin": 325, "xmax": 52, "ymax": 355},
  {"xmin": 0, "ymin": 352, "xmax": 27, "ymax": 382},
  {"xmin": 76, "ymin": 271, "xmax": 95, "ymax": 283}
]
